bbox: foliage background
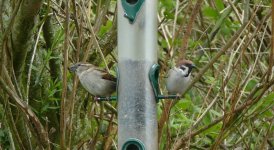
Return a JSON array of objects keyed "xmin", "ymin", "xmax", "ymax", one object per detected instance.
[{"xmin": 0, "ymin": 0, "xmax": 273, "ymax": 149}]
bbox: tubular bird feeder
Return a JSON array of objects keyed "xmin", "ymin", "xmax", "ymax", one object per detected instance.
[{"xmin": 117, "ymin": 0, "xmax": 158, "ymax": 149}]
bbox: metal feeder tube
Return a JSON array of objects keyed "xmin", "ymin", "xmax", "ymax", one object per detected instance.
[{"xmin": 118, "ymin": 0, "xmax": 158, "ymax": 149}]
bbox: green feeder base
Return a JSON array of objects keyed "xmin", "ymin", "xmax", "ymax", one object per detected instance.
[{"xmin": 122, "ymin": 138, "xmax": 145, "ymax": 150}]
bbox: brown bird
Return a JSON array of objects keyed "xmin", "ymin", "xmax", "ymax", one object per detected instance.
[
  {"xmin": 69, "ymin": 63, "xmax": 116, "ymax": 97},
  {"xmin": 166, "ymin": 60, "xmax": 196, "ymax": 95}
]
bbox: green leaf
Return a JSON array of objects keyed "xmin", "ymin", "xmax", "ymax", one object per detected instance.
[
  {"xmin": 160, "ymin": 39, "xmax": 168, "ymax": 49},
  {"xmin": 203, "ymin": 6, "xmax": 219, "ymax": 19},
  {"xmin": 172, "ymin": 113, "xmax": 193, "ymax": 129},
  {"xmin": 210, "ymin": 109, "xmax": 222, "ymax": 117},
  {"xmin": 205, "ymin": 76, "xmax": 216, "ymax": 84},
  {"xmin": 41, "ymin": 104, "xmax": 50, "ymax": 113},
  {"xmin": 248, "ymin": 93, "xmax": 274, "ymax": 116},
  {"xmin": 52, "ymin": 28, "xmax": 64, "ymax": 49},
  {"xmin": 98, "ymin": 20, "xmax": 113, "ymax": 37},
  {"xmin": 202, "ymin": 122, "xmax": 222, "ymax": 137},
  {"xmin": 189, "ymin": 39, "xmax": 202, "ymax": 49},
  {"xmin": 202, "ymin": 112, "xmax": 212, "ymax": 125},
  {"xmin": 260, "ymin": 110, "xmax": 274, "ymax": 118},
  {"xmin": 176, "ymin": 99, "xmax": 193, "ymax": 111},
  {"xmin": 245, "ymin": 79, "xmax": 258, "ymax": 92},
  {"xmin": 215, "ymin": 0, "xmax": 224, "ymax": 11},
  {"xmin": 160, "ymin": 0, "xmax": 175, "ymax": 10},
  {"xmin": 164, "ymin": 11, "xmax": 174, "ymax": 20}
]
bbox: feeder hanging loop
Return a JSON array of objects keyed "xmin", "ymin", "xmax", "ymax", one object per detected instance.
[{"xmin": 149, "ymin": 64, "xmax": 182, "ymax": 102}]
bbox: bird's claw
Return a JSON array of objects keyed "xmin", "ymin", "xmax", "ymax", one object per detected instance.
[
  {"xmin": 94, "ymin": 96, "xmax": 98, "ymax": 101},
  {"xmin": 94, "ymin": 96, "xmax": 113, "ymax": 101}
]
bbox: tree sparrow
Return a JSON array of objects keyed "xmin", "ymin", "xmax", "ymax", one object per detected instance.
[
  {"xmin": 166, "ymin": 60, "xmax": 195, "ymax": 95},
  {"xmin": 69, "ymin": 63, "xmax": 116, "ymax": 97}
]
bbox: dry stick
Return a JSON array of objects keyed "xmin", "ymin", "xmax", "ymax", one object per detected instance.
[
  {"xmin": 0, "ymin": 0, "xmax": 3, "ymax": 32},
  {"xmin": 243, "ymin": 0, "xmax": 250, "ymax": 24},
  {"xmin": 171, "ymin": 21, "xmax": 252, "ymax": 150},
  {"xmin": 68, "ymin": 1, "xmax": 115, "ymax": 147},
  {"xmin": 23, "ymin": 20, "xmax": 45, "ymax": 150},
  {"xmin": 168, "ymin": 1, "xmax": 193, "ymax": 58},
  {"xmin": 89, "ymin": 104, "xmax": 104, "ymax": 149},
  {"xmin": 82, "ymin": 2, "xmax": 110, "ymax": 73},
  {"xmin": 0, "ymin": 95, "xmax": 25, "ymax": 149},
  {"xmin": 0, "ymin": 0, "xmax": 22, "ymax": 78},
  {"xmin": 172, "ymin": 0, "xmax": 180, "ymax": 42},
  {"xmin": 235, "ymin": 11, "xmax": 271, "ymax": 93},
  {"xmin": 60, "ymin": 0, "xmax": 70, "ymax": 149},
  {"xmin": 93, "ymin": 114, "xmax": 117, "ymax": 125},
  {"xmin": 266, "ymin": 120, "xmax": 274, "ymax": 147},
  {"xmin": 0, "ymin": 76, "xmax": 50, "ymax": 149},
  {"xmin": 103, "ymin": 114, "xmax": 116, "ymax": 150},
  {"xmin": 206, "ymin": 0, "xmax": 241, "ymax": 44},
  {"xmin": 26, "ymin": 22, "xmax": 44, "ymax": 104},
  {"xmin": 67, "ymin": 0, "xmax": 82, "ymax": 148},
  {"xmin": 211, "ymin": 69, "xmax": 272, "ymax": 150},
  {"xmin": 228, "ymin": 0, "xmax": 242, "ymax": 24},
  {"xmin": 236, "ymin": 19, "xmax": 269, "ymax": 91},
  {"xmin": 158, "ymin": 14, "xmax": 171, "ymax": 52},
  {"xmin": 268, "ymin": 0, "xmax": 274, "ymax": 81},
  {"xmin": 192, "ymin": 35, "xmax": 246, "ymax": 131},
  {"xmin": 166, "ymin": 6, "xmax": 253, "ymax": 148},
  {"xmin": 259, "ymin": 117, "xmax": 274, "ymax": 149},
  {"xmin": 168, "ymin": 0, "xmax": 181, "ymax": 58},
  {"xmin": 235, "ymin": 126, "xmax": 249, "ymax": 148},
  {"xmin": 215, "ymin": 17, "xmax": 266, "ymax": 146},
  {"xmin": 187, "ymin": 19, "xmax": 253, "ymax": 99},
  {"xmin": 193, "ymin": 93, "xmax": 219, "ymax": 128},
  {"xmin": 179, "ymin": 0, "xmax": 203, "ymax": 59},
  {"xmin": 182, "ymin": 39, "xmax": 243, "ymax": 149},
  {"xmin": 104, "ymin": 127, "xmax": 118, "ymax": 150},
  {"xmin": 172, "ymin": 78, "xmax": 274, "ymax": 150}
]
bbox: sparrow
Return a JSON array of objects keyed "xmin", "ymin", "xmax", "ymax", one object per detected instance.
[
  {"xmin": 166, "ymin": 60, "xmax": 196, "ymax": 95},
  {"xmin": 69, "ymin": 63, "xmax": 116, "ymax": 97}
]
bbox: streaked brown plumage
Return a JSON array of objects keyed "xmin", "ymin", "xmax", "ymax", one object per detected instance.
[{"xmin": 69, "ymin": 63, "xmax": 116, "ymax": 97}]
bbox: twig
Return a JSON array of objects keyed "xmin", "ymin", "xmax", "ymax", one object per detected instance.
[
  {"xmin": 183, "ymin": 19, "xmax": 252, "ymax": 98},
  {"xmin": 179, "ymin": 0, "xmax": 203, "ymax": 59},
  {"xmin": 268, "ymin": 0, "xmax": 274, "ymax": 81},
  {"xmin": 81, "ymin": 2, "xmax": 110, "ymax": 73},
  {"xmin": 172, "ymin": 78, "xmax": 274, "ymax": 150},
  {"xmin": 26, "ymin": 22, "xmax": 44, "ymax": 104},
  {"xmin": 60, "ymin": 0, "xmax": 70, "ymax": 149},
  {"xmin": 206, "ymin": 0, "xmax": 241, "ymax": 45},
  {"xmin": 243, "ymin": 0, "xmax": 250, "ymax": 24},
  {"xmin": 0, "ymin": 76, "xmax": 50, "ymax": 148},
  {"xmin": 67, "ymin": 0, "xmax": 83, "ymax": 148}
]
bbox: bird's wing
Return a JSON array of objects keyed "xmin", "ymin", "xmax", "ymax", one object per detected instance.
[
  {"xmin": 94, "ymin": 68, "xmax": 117, "ymax": 82},
  {"xmin": 102, "ymin": 73, "xmax": 116, "ymax": 82}
]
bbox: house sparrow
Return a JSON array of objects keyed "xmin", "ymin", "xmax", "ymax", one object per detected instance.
[
  {"xmin": 166, "ymin": 60, "xmax": 195, "ymax": 95},
  {"xmin": 69, "ymin": 63, "xmax": 116, "ymax": 97}
]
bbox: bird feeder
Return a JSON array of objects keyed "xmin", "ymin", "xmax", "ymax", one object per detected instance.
[{"xmin": 117, "ymin": 0, "xmax": 158, "ymax": 149}]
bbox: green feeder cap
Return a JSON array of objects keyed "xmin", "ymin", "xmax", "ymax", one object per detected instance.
[{"xmin": 122, "ymin": 0, "xmax": 145, "ymax": 23}]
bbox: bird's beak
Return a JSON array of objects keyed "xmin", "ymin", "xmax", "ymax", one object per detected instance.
[
  {"xmin": 190, "ymin": 64, "xmax": 196, "ymax": 69},
  {"xmin": 69, "ymin": 64, "xmax": 77, "ymax": 72}
]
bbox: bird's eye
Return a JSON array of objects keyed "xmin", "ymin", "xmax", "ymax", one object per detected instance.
[{"xmin": 180, "ymin": 66, "xmax": 186, "ymax": 71}]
